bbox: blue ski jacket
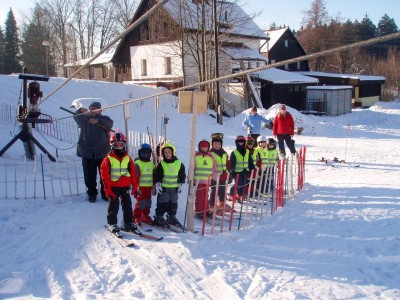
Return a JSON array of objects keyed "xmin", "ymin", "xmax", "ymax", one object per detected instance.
[{"xmin": 242, "ymin": 113, "xmax": 271, "ymax": 135}]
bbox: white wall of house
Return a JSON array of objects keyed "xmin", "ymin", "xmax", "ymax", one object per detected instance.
[{"xmin": 130, "ymin": 43, "xmax": 183, "ymax": 80}]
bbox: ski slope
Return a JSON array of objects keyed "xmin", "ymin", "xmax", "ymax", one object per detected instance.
[{"xmin": 0, "ymin": 75, "xmax": 399, "ymax": 299}]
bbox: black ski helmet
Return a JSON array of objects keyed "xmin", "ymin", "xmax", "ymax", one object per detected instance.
[{"xmin": 138, "ymin": 143, "xmax": 152, "ymax": 160}]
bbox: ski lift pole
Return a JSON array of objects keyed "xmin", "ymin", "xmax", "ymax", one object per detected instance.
[
  {"xmin": 123, "ymin": 100, "xmax": 130, "ymax": 154},
  {"xmin": 154, "ymin": 97, "xmax": 158, "ymax": 154}
]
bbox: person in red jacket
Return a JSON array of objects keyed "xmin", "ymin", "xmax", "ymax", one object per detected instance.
[
  {"xmin": 272, "ymin": 104, "xmax": 296, "ymax": 157},
  {"xmin": 100, "ymin": 132, "xmax": 141, "ymax": 234}
]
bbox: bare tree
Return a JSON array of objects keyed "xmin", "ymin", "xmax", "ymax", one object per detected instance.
[{"xmin": 40, "ymin": 0, "xmax": 75, "ymax": 77}]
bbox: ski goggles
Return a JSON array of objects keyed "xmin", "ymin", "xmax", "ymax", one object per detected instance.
[
  {"xmin": 211, "ymin": 133, "xmax": 224, "ymax": 140},
  {"xmin": 112, "ymin": 141, "xmax": 125, "ymax": 150}
]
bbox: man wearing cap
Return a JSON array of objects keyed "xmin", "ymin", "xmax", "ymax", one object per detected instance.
[
  {"xmin": 74, "ymin": 101, "xmax": 114, "ymax": 202},
  {"xmin": 273, "ymin": 104, "xmax": 296, "ymax": 157},
  {"xmin": 242, "ymin": 106, "xmax": 272, "ymax": 141}
]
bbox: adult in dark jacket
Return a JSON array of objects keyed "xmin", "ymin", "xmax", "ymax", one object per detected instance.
[
  {"xmin": 272, "ymin": 104, "xmax": 296, "ymax": 157},
  {"xmin": 74, "ymin": 101, "xmax": 114, "ymax": 202}
]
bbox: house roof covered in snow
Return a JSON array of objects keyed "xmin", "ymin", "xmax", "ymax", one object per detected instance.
[
  {"xmin": 297, "ymin": 71, "xmax": 385, "ymax": 82},
  {"xmin": 307, "ymin": 85, "xmax": 353, "ymax": 90},
  {"xmin": 221, "ymin": 46, "xmax": 267, "ymax": 61},
  {"xmin": 65, "ymin": 49, "xmax": 115, "ymax": 67},
  {"xmin": 253, "ymin": 68, "xmax": 319, "ymax": 84},
  {"xmin": 161, "ymin": 0, "xmax": 267, "ymax": 39},
  {"xmin": 265, "ymin": 28, "xmax": 287, "ymax": 49}
]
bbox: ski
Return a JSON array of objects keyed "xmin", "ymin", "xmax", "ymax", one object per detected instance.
[
  {"xmin": 121, "ymin": 227, "xmax": 163, "ymax": 241},
  {"xmin": 333, "ymin": 157, "xmax": 360, "ymax": 167},
  {"xmin": 103, "ymin": 225, "xmax": 136, "ymax": 248},
  {"xmin": 145, "ymin": 223, "xmax": 183, "ymax": 233}
]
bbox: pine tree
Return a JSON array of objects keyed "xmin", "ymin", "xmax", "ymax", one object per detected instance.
[
  {"xmin": 3, "ymin": 9, "xmax": 21, "ymax": 74},
  {"xmin": 358, "ymin": 14, "xmax": 377, "ymax": 40},
  {"xmin": 0, "ymin": 26, "xmax": 5, "ymax": 73},
  {"xmin": 376, "ymin": 14, "xmax": 399, "ymax": 58},
  {"xmin": 377, "ymin": 14, "xmax": 398, "ymax": 36}
]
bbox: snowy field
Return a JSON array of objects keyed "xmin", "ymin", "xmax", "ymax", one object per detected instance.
[{"xmin": 0, "ymin": 74, "xmax": 399, "ymax": 299}]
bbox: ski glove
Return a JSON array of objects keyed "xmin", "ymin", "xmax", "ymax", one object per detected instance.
[
  {"xmin": 177, "ymin": 183, "xmax": 183, "ymax": 194},
  {"xmin": 155, "ymin": 182, "xmax": 163, "ymax": 194},
  {"xmin": 151, "ymin": 186, "xmax": 157, "ymax": 196},
  {"xmin": 133, "ymin": 188, "xmax": 141, "ymax": 198}
]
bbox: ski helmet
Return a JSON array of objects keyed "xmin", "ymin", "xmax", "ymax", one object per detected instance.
[
  {"xmin": 211, "ymin": 132, "xmax": 223, "ymax": 145},
  {"xmin": 246, "ymin": 136, "xmax": 255, "ymax": 147},
  {"xmin": 267, "ymin": 138, "xmax": 277, "ymax": 146},
  {"xmin": 161, "ymin": 142, "xmax": 176, "ymax": 157},
  {"xmin": 110, "ymin": 132, "xmax": 126, "ymax": 150},
  {"xmin": 235, "ymin": 135, "xmax": 246, "ymax": 147},
  {"xmin": 198, "ymin": 139, "xmax": 210, "ymax": 151},
  {"xmin": 138, "ymin": 143, "xmax": 152, "ymax": 160},
  {"xmin": 257, "ymin": 135, "xmax": 267, "ymax": 144}
]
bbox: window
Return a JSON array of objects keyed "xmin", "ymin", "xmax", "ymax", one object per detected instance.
[
  {"xmin": 141, "ymin": 59, "xmax": 147, "ymax": 76},
  {"xmin": 224, "ymin": 11, "xmax": 228, "ymax": 22},
  {"xmin": 285, "ymin": 64, "xmax": 289, "ymax": 70},
  {"xmin": 163, "ymin": 22, "xmax": 169, "ymax": 37},
  {"xmin": 102, "ymin": 65, "xmax": 109, "ymax": 78},
  {"xmin": 248, "ymin": 61, "xmax": 252, "ymax": 69},
  {"xmin": 165, "ymin": 57, "xmax": 172, "ymax": 75},
  {"xmin": 256, "ymin": 61, "xmax": 260, "ymax": 68},
  {"xmin": 140, "ymin": 24, "xmax": 149, "ymax": 41},
  {"xmin": 297, "ymin": 61, "xmax": 301, "ymax": 70},
  {"xmin": 89, "ymin": 67, "xmax": 94, "ymax": 79},
  {"xmin": 284, "ymin": 40, "xmax": 289, "ymax": 48}
]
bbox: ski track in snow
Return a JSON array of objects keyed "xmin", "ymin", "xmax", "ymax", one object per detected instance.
[{"xmin": 0, "ymin": 76, "xmax": 399, "ymax": 299}]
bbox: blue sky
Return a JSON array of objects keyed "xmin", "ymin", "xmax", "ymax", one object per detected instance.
[
  {"xmin": 243, "ymin": 0, "xmax": 399, "ymax": 30},
  {"xmin": 1, "ymin": 0, "xmax": 399, "ymax": 31}
]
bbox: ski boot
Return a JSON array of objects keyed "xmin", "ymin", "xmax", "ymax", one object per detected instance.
[
  {"xmin": 153, "ymin": 215, "xmax": 170, "ymax": 229},
  {"xmin": 167, "ymin": 215, "xmax": 183, "ymax": 228},
  {"xmin": 123, "ymin": 222, "xmax": 142, "ymax": 235}
]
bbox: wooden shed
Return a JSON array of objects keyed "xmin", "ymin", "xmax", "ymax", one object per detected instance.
[{"xmin": 306, "ymin": 85, "xmax": 352, "ymax": 116}]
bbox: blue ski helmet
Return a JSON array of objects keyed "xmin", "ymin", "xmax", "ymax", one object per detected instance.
[{"xmin": 138, "ymin": 143, "xmax": 152, "ymax": 160}]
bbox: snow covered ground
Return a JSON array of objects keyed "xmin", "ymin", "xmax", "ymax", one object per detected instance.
[{"xmin": 0, "ymin": 74, "xmax": 399, "ymax": 299}]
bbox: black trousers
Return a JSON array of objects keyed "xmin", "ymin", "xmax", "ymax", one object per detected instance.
[
  {"xmin": 155, "ymin": 187, "xmax": 179, "ymax": 217},
  {"xmin": 107, "ymin": 187, "xmax": 134, "ymax": 225},
  {"xmin": 82, "ymin": 158, "xmax": 105, "ymax": 198},
  {"xmin": 277, "ymin": 134, "xmax": 296, "ymax": 155},
  {"xmin": 209, "ymin": 180, "xmax": 227, "ymax": 206}
]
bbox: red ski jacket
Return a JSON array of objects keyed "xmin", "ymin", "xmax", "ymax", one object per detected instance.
[
  {"xmin": 273, "ymin": 112, "xmax": 295, "ymax": 136},
  {"xmin": 100, "ymin": 151, "xmax": 139, "ymax": 198}
]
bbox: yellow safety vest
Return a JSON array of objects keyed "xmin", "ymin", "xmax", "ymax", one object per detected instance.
[
  {"xmin": 136, "ymin": 160, "xmax": 155, "ymax": 187},
  {"xmin": 108, "ymin": 156, "xmax": 130, "ymax": 182},
  {"xmin": 267, "ymin": 149, "xmax": 279, "ymax": 166},
  {"xmin": 194, "ymin": 155, "xmax": 213, "ymax": 180},
  {"xmin": 256, "ymin": 146, "xmax": 269, "ymax": 169},
  {"xmin": 161, "ymin": 160, "xmax": 182, "ymax": 188},
  {"xmin": 233, "ymin": 149, "xmax": 249, "ymax": 172},
  {"xmin": 210, "ymin": 152, "xmax": 227, "ymax": 174}
]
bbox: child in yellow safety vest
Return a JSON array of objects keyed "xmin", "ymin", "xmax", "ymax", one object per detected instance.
[
  {"xmin": 255, "ymin": 135, "xmax": 269, "ymax": 196},
  {"xmin": 229, "ymin": 135, "xmax": 255, "ymax": 201},
  {"xmin": 209, "ymin": 133, "xmax": 230, "ymax": 213},
  {"xmin": 194, "ymin": 139, "xmax": 218, "ymax": 218},
  {"xmin": 244, "ymin": 136, "xmax": 258, "ymax": 197},
  {"xmin": 153, "ymin": 142, "xmax": 186, "ymax": 229},
  {"xmin": 265, "ymin": 138, "xmax": 279, "ymax": 196},
  {"xmin": 100, "ymin": 132, "xmax": 141, "ymax": 235},
  {"xmin": 133, "ymin": 143, "xmax": 155, "ymax": 225}
]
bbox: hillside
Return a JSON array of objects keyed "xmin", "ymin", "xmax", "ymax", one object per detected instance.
[{"xmin": 0, "ymin": 75, "xmax": 399, "ymax": 299}]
